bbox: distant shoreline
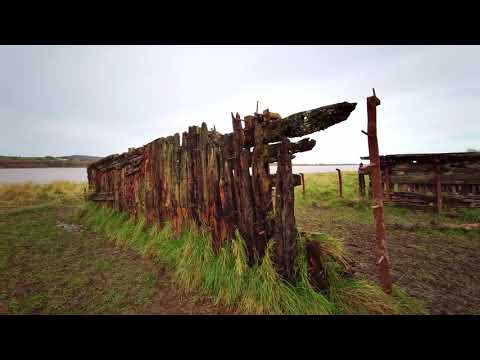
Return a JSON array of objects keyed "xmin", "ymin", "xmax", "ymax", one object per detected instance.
[
  {"xmin": 290, "ymin": 164, "xmax": 359, "ymax": 166},
  {"xmin": 0, "ymin": 160, "xmax": 93, "ymax": 169},
  {"xmin": 0, "ymin": 155, "xmax": 100, "ymax": 169}
]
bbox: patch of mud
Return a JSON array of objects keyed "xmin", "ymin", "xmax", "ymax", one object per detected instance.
[{"xmin": 56, "ymin": 221, "xmax": 83, "ymax": 233}]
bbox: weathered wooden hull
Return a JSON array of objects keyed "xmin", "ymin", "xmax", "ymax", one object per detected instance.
[{"xmin": 88, "ymin": 102, "xmax": 356, "ymax": 279}]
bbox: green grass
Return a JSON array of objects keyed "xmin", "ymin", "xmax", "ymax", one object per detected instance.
[
  {"xmin": 0, "ymin": 203, "xmax": 160, "ymax": 314},
  {"xmin": 295, "ymin": 172, "xmax": 480, "ymax": 237},
  {"xmin": 80, "ymin": 202, "xmax": 426, "ymax": 315}
]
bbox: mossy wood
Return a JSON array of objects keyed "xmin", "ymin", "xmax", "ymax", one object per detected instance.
[{"xmin": 87, "ymin": 101, "xmax": 356, "ymax": 280}]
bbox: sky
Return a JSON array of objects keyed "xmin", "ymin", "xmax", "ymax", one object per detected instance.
[{"xmin": 0, "ymin": 45, "xmax": 479, "ymax": 163}]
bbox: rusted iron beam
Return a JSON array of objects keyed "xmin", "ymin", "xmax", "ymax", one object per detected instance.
[
  {"xmin": 336, "ymin": 168, "xmax": 343, "ymax": 198},
  {"xmin": 366, "ymin": 89, "xmax": 392, "ymax": 294}
]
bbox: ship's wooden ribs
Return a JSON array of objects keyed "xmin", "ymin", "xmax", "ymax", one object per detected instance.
[{"xmin": 243, "ymin": 102, "xmax": 357, "ymax": 148}]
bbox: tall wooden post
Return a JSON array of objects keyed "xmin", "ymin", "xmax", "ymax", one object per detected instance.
[
  {"xmin": 366, "ymin": 89, "xmax": 392, "ymax": 294},
  {"xmin": 336, "ymin": 168, "xmax": 343, "ymax": 198}
]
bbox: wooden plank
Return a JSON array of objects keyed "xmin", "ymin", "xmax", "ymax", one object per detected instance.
[
  {"xmin": 243, "ymin": 102, "xmax": 357, "ymax": 147},
  {"xmin": 251, "ymin": 116, "xmax": 273, "ymax": 258},
  {"xmin": 274, "ymin": 138, "xmax": 296, "ymax": 282},
  {"xmin": 231, "ymin": 112, "xmax": 257, "ymax": 262}
]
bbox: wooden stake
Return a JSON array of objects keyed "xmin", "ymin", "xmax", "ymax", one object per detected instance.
[
  {"xmin": 434, "ymin": 161, "xmax": 443, "ymax": 213},
  {"xmin": 366, "ymin": 89, "xmax": 392, "ymax": 294},
  {"xmin": 358, "ymin": 163, "xmax": 366, "ymax": 199},
  {"xmin": 336, "ymin": 168, "xmax": 343, "ymax": 197},
  {"xmin": 300, "ymin": 173, "xmax": 305, "ymax": 197}
]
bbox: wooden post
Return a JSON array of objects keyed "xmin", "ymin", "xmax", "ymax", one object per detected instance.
[
  {"xmin": 274, "ymin": 138, "xmax": 296, "ymax": 282},
  {"xmin": 384, "ymin": 165, "xmax": 391, "ymax": 201},
  {"xmin": 336, "ymin": 168, "xmax": 343, "ymax": 198},
  {"xmin": 366, "ymin": 89, "xmax": 392, "ymax": 294},
  {"xmin": 358, "ymin": 163, "xmax": 366, "ymax": 199},
  {"xmin": 300, "ymin": 173, "xmax": 305, "ymax": 197},
  {"xmin": 434, "ymin": 161, "xmax": 443, "ymax": 213}
]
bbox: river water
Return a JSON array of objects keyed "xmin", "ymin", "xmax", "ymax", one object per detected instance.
[
  {"xmin": 0, "ymin": 168, "xmax": 88, "ymax": 184},
  {"xmin": 0, "ymin": 165, "xmax": 359, "ymax": 184}
]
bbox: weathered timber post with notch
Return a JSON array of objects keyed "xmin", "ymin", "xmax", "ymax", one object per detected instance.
[
  {"xmin": 336, "ymin": 168, "xmax": 343, "ymax": 198},
  {"xmin": 365, "ymin": 89, "xmax": 392, "ymax": 294}
]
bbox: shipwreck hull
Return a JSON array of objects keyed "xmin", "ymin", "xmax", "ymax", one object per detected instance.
[{"xmin": 88, "ymin": 102, "xmax": 356, "ymax": 280}]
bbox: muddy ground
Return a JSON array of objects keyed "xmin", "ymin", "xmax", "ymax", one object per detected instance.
[
  {"xmin": 296, "ymin": 205, "xmax": 480, "ymax": 315},
  {"xmin": 0, "ymin": 206, "xmax": 233, "ymax": 315}
]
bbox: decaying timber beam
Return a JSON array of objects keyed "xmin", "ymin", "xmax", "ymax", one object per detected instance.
[
  {"xmin": 270, "ymin": 174, "xmax": 302, "ymax": 187},
  {"xmin": 243, "ymin": 102, "xmax": 357, "ymax": 148},
  {"xmin": 247, "ymin": 138, "xmax": 316, "ymax": 166},
  {"xmin": 274, "ymin": 138, "xmax": 297, "ymax": 282}
]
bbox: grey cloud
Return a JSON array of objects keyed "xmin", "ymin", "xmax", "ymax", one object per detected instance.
[{"xmin": 0, "ymin": 45, "xmax": 479, "ymax": 161}]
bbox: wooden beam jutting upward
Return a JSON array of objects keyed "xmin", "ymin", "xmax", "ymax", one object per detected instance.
[{"xmin": 365, "ymin": 89, "xmax": 393, "ymax": 294}]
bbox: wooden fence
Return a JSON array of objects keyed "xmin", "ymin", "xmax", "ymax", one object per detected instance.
[
  {"xmin": 87, "ymin": 102, "xmax": 356, "ymax": 282},
  {"xmin": 359, "ymin": 152, "xmax": 480, "ymax": 212}
]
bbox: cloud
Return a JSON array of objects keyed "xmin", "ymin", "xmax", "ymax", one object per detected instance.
[{"xmin": 0, "ymin": 45, "xmax": 479, "ymax": 161}]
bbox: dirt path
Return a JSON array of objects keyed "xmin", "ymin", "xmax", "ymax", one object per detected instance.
[
  {"xmin": 0, "ymin": 206, "xmax": 233, "ymax": 315},
  {"xmin": 297, "ymin": 209, "xmax": 480, "ymax": 315}
]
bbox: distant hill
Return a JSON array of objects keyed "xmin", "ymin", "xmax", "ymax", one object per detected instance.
[
  {"xmin": 58, "ymin": 155, "xmax": 103, "ymax": 161},
  {"xmin": 0, "ymin": 155, "xmax": 103, "ymax": 168}
]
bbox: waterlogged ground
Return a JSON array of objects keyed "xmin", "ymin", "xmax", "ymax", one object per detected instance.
[
  {"xmin": 0, "ymin": 205, "xmax": 231, "ymax": 315},
  {"xmin": 295, "ymin": 172, "xmax": 480, "ymax": 315}
]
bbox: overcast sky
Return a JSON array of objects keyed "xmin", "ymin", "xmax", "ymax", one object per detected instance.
[{"xmin": 1, "ymin": 45, "xmax": 479, "ymax": 163}]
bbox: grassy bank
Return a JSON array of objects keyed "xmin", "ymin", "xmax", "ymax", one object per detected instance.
[
  {"xmin": 0, "ymin": 181, "xmax": 88, "ymax": 209},
  {"xmin": 79, "ymin": 202, "xmax": 426, "ymax": 314}
]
